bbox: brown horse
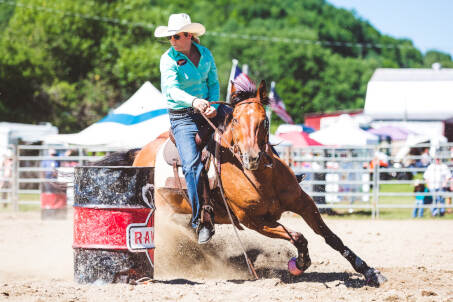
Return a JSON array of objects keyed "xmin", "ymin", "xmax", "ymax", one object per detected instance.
[{"xmin": 95, "ymin": 80, "xmax": 386, "ymax": 286}]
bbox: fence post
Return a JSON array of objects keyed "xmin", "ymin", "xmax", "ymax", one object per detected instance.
[
  {"xmin": 78, "ymin": 147, "xmax": 83, "ymax": 166},
  {"xmin": 376, "ymin": 164, "xmax": 380, "ymax": 218},
  {"xmin": 372, "ymin": 159, "xmax": 378, "ymax": 219},
  {"xmin": 12, "ymin": 145, "xmax": 19, "ymax": 212}
]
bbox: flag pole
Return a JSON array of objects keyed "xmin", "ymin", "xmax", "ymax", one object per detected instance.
[
  {"xmin": 242, "ymin": 64, "xmax": 248, "ymax": 75},
  {"xmin": 267, "ymin": 81, "xmax": 275, "ymax": 132},
  {"xmin": 226, "ymin": 59, "xmax": 238, "ymax": 103}
]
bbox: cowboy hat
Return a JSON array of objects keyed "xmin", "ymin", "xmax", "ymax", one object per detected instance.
[{"xmin": 154, "ymin": 13, "xmax": 205, "ymax": 38}]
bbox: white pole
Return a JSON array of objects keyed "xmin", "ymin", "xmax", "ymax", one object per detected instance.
[
  {"xmin": 226, "ymin": 59, "xmax": 238, "ymax": 103},
  {"xmin": 242, "ymin": 64, "xmax": 248, "ymax": 75},
  {"xmin": 267, "ymin": 81, "xmax": 276, "ymax": 130}
]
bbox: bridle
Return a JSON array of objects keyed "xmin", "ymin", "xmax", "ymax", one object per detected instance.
[
  {"xmin": 203, "ymin": 100, "xmax": 271, "ymax": 169},
  {"xmin": 229, "ymin": 99, "xmax": 270, "ymax": 167}
]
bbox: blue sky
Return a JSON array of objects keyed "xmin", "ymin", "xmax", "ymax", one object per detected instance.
[{"xmin": 326, "ymin": 0, "xmax": 453, "ymax": 57}]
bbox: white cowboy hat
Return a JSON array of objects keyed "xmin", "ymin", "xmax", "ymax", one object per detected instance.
[{"xmin": 154, "ymin": 13, "xmax": 205, "ymax": 38}]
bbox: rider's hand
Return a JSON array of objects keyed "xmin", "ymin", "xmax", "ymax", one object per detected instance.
[
  {"xmin": 204, "ymin": 106, "xmax": 217, "ymax": 118},
  {"xmin": 192, "ymin": 98, "xmax": 210, "ymax": 113}
]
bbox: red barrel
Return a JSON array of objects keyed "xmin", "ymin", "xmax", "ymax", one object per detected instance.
[
  {"xmin": 40, "ymin": 181, "xmax": 67, "ymax": 220},
  {"xmin": 73, "ymin": 166, "xmax": 155, "ymax": 284}
]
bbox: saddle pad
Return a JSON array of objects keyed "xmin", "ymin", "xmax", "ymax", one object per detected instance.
[{"xmin": 163, "ymin": 139, "xmax": 181, "ymax": 166}]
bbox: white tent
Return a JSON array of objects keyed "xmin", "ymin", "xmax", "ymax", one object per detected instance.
[
  {"xmin": 269, "ymin": 134, "xmax": 292, "ymax": 146},
  {"xmin": 309, "ymin": 114, "xmax": 379, "ymax": 146},
  {"xmin": 275, "ymin": 124, "xmax": 303, "ymax": 134},
  {"xmin": 395, "ymin": 133, "xmax": 448, "ymax": 162},
  {"xmin": 44, "ymin": 81, "xmax": 170, "ymax": 149},
  {"xmin": 0, "ymin": 122, "xmax": 58, "ymax": 156}
]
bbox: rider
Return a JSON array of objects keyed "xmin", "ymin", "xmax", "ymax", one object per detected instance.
[{"xmin": 155, "ymin": 13, "xmax": 226, "ymax": 244}]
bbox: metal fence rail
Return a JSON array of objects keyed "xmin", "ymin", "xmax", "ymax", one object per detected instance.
[{"xmin": 2, "ymin": 143, "xmax": 453, "ymax": 218}]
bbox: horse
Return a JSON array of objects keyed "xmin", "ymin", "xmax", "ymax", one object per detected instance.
[{"xmin": 93, "ymin": 80, "xmax": 387, "ymax": 286}]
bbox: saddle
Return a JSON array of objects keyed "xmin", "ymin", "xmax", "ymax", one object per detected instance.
[
  {"xmin": 162, "ymin": 130, "xmax": 216, "ymax": 190},
  {"xmin": 155, "ymin": 129, "xmax": 243, "ymax": 231}
]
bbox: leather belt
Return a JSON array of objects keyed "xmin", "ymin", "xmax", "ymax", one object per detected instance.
[{"xmin": 169, "ymin": 107, "xmax": 194, "ymax": 115}]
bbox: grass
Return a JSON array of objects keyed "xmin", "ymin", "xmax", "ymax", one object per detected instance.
[
  {"xmin": 2, "ymin": 187, "xmax": 453, "ymax": 220},
  {"xmin": 322, "ymin": 183, "xmax": 453, "ymax": 220}
]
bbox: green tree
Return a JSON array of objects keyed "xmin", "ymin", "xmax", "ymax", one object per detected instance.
[{"xmin": 0, "ymin": 0, "xmax": 452, "ymax": 131}]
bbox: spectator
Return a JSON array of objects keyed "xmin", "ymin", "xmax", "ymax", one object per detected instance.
[
  {"xmin": 41, "ymin": 148, "xmax": 60, "ymax": 179},
  {"xmin": 423, "ymin": 157, "xmax": 452, "ymax": 217},
  {"xmin": 412, "ymin": 180, "xmax": 427, "ymax": 218},
  {"xmin": 446, "ymin": 177, "xmax": 453, "ymax": 214},
  {"xmin": 417, "ymin": 148, "xmax": 431, "ymax": 168},
  {"xmin": 61, "ymin": 149, "xmax": 78, "ymax": 167}
]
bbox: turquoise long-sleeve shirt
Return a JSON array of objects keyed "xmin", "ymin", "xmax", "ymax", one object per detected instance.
[{"xmin": 160, "ymin": 42, "xmax": 220, "ymax": 110}]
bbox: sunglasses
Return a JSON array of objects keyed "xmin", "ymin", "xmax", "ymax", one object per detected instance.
[{"xmin": 167, "ymin": 32, "xmax": 188, "ymax": 41}]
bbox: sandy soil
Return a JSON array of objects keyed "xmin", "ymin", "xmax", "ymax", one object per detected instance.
[{"xmin": 0, "ymin": 211, "xmax": 452, "ymax": 302}]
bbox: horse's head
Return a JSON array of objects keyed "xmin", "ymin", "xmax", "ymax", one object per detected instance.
[{"xmin": 227, "ymin": 80, "xmax": 270, "ymax": 170}]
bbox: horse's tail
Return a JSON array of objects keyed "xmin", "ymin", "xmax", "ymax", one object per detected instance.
[{"xmin": 88, "ymin": 148, "xmax": 141, "ymax": 166}]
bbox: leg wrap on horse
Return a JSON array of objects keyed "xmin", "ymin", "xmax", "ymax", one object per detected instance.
[
  {"xmin": 322, "ymin": 228, "xmax": 386, "ymax": 286},
  {"xmin": 291, "ymin": 232, "xmax": 311, "ymax": 272},
  {"xmin": 323, "ymin": 231, "xmax": 372, "ymax": 276}
]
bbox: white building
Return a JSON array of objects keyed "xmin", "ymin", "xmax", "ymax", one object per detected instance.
[{"xmin": 364, "ymin": 66, "xmax": 453, "ymax": 138}]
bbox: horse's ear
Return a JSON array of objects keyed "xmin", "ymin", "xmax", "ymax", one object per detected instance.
[
  {"xmin": 230, "ymin": 80, "xmax": 236, "ymax": 95},
  {"xmin": 257, "ymin": 80, "xmax": 267, "ymax": 101}
]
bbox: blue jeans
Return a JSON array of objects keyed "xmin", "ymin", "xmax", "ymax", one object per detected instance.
[
  {"xmin": 430, "ymin": 188, "xmax": 445, "ymax": 217},
  {"xmin": 412, "ymin": 197, "xmax": 425, "ymax": 218},
  {"xmin": 169, "ymin": 105, "xmax": 231, "ymax": 229}
]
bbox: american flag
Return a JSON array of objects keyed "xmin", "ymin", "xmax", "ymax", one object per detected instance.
[
  {"xmin": 269, "ymin": 85, "xmax": 294, "ymax": 124},
  {"xmin": 231, "ymin": 65, "xmax": 256, "ymax": 92}
]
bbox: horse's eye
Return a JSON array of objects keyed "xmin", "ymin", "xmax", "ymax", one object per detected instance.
[{"xmin": 232, "ymin": 118, "xmax": 238, "ymax": 124}]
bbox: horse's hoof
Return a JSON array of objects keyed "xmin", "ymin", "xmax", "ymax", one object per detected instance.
[
  {"xmin": 365, "ymin": 268, "xmax": 387, "ymax": 287},
  {"xmin": 288, "ymin": 257, "xmax": 304, "ymax": 276}
]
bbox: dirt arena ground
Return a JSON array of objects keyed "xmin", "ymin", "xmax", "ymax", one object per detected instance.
[{"xmin": 0, "ymin": 211, "xmax": 452, "ymax": 302}]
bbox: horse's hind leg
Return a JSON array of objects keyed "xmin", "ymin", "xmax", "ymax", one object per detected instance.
[
  {"xmin": 290, "ymin": 190, "xmax": 387, "ymax": 286},
  {"xmin": 241, "ymin": 218, "xmax": 312, "ymax": 274}
]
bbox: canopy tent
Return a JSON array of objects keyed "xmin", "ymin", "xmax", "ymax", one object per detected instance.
[
  {"xmin": 309, "ymin": 114, "xmax": 379, "ymax": 146},
  {"xmin": 275, "ymin": 123, "xmax": 315, "ymax": 134},
  {"xmin": 0, "ymin": 122, "xmax": 58, "ymax": 156},
  {"xmin": 44, "ymin": 82, "xmax": 170, "ymax": 149},
  {"xmin": 277, "ymin": 131, "xmax": 322, "ymax": 147},
  {"xmin": 367, "ymin": 125, "xmax": 417, "ymax": 141},
  {"xmin": 395, "ymin": 133, "xmax": 448, "ymax": 162}
]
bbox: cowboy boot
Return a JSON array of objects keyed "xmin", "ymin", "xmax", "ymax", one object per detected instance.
[{"xmin": 197, "ymin": 171, "xmax": 215, "ymax": 244}]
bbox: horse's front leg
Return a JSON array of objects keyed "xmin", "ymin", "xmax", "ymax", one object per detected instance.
[
  {"xmin": 241, "ymin": 217, "xmax": 312, "ymax": 274},
  {"xmin": 289, "ymin": 189, "xmax": 387, "ymax": 287}
]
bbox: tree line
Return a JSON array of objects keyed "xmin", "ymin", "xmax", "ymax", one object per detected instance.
[{"xmin": 0, "ymin": 0, "xmax": 452, "ymax": 132}]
